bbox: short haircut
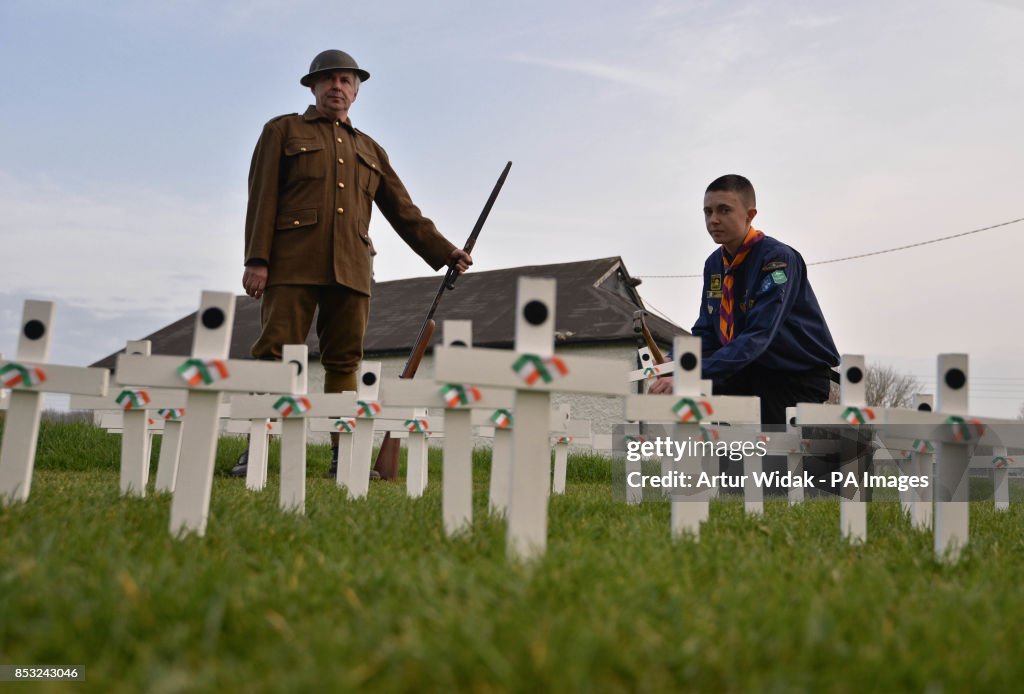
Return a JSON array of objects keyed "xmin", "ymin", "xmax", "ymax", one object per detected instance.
[{"xmin": 706, "ymin": 174, "xmax": 756, "ymax": 208}]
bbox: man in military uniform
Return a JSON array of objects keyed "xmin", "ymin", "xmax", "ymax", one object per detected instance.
[{"xmin": 232, "ymin": 49, "xmax": 472, "ymax": 477}]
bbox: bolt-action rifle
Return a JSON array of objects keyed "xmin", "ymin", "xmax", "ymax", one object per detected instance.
[{"xmin": 373, "ymin": 161, "xmax": 513, "ymax": 480}]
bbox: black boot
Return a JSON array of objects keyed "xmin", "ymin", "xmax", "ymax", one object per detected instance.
[{"xmin": 229, "ymin": 449, "xmax": 249, "ymax": 478}]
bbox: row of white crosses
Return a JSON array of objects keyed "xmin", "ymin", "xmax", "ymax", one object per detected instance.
[
  {"xmin": 798, "ymin": 354, "xmax": 1024, "ymax": 561},
  {"xmin": 71, "ymin": 340, "xmax": 192, "ymax": 495},
  {"xmin": 230, "ymin": 344, "xmax": 392, "ymax": 508},
  {"xmin": 116, "ymin": 291, "xmax": 298, "ymax": 535},
  {"xmin": 0, "ymin": 301, "xmax": 109, "ymax": 504},
  {"xmin": 377, "ymin": 319, "xmax": 578, "ymax": 534}
]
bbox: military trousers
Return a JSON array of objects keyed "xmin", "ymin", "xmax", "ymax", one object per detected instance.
[{"xmin": 251, "ymin": 283, "xmax": 367, "ymax": 392}]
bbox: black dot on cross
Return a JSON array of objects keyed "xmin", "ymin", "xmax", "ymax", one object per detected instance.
[
  {"xmin": 523, "ymin": 300, "xmax": 548, "ymax": 326},
  {"xmin": 201, "ymin": 308, "xmax": 225, "ymax": 330},
  {"xmin": 23, "ymin": 320, "xmax": 46, "ymax": 341}
]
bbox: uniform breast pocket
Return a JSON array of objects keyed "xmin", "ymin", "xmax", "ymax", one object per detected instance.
[
  {"xmin": 283, "ymin": 139, "xmax": 325, "ymax": 181},
  {"xmin": 356, "ymin": 150, "xmax": 382, "ymax": 198}
]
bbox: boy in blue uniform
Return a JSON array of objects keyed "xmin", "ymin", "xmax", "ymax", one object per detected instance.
[{"xmin": 651, "ymin": 174, "xmax": 839, "ymax": 426}]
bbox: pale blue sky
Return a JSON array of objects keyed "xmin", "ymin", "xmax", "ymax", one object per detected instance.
[{"xmin": 2, "ymin": 0, "xmax": 1023, "ymax": 416}]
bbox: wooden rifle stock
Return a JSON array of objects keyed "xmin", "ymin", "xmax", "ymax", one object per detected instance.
[
  {"xmin": 373, "ymin": 320, "xmax": 436, "ymax": 481},
  {"xmin": 373, "ymin": 162, "xmax": 512, "ymax": 480},
  {"xmin": 402, "ymin": 318, "xmax": 435, "ymax": 379}
]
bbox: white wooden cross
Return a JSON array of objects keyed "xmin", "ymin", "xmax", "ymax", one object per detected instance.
[
  {"xmin": 434, "ymin": 277, "xmax": 630, "ymax": 559},
  {"xmin": 347, "ymin": 361, "xmax": 384, "ymax": 500},
  {"xmin": 792, "ymin": 355, "xmax": 874, "ymax": 541},
  {"xmin": 902, "ymin": 394, "xmax": 934, "ymax": 529},
  {"xmin": 0, "ymin": 300, "xmax": 109, "ymax": 504},
  {"xmin": 73, "ymin": 340, "xmax": 191, "ymax": 497},
  {"xmin": 798, "ymin": 353, "xmax": 1024, "ymax": 560},
  {"xmin": 307, "ymin": 403, "xmax": 424, "ymax": 495},
  {"xmin": 625, "ymin": 335, "xmax": 761, "ymax": 537},
  {"xmin": 549, "ymin": 406, "xmax": 576, "ymax": 495},
  {"xmin": 382, "ymin": 319, "xmax": 516, "ymax": 535},
  {"xmin": 229, "ymin": 344, "xmax": 313, "ymax": 511},
  {"xmin": 628, "ymin": 346, "xmax": 673, "ymax": 385},
  {"xmin": 115, "ymin": 291, "xmax": 297, "ymax": 536},
  {"xmin": 356, "ymin": 411, "xmax": 435, "ymax": 497}
]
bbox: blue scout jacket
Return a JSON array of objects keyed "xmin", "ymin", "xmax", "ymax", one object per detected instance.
[{"xmin": 692, "ymin": 234, "xmax": 839, "ymax": 381}]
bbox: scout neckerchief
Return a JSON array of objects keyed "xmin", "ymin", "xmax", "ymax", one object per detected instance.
[{"xmin": 718, "ymin": 226, "xmax": 765, "ymax": 344}]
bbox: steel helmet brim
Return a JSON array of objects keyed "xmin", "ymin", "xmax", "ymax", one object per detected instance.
[{"xmin": 300, "ymin": 49, "xmax": 371, "ymax": 86}]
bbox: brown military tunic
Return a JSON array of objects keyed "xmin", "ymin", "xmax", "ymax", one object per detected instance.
[{"xmin": 244, "ymin": 105, "xmax": 455, "ymax": 294}]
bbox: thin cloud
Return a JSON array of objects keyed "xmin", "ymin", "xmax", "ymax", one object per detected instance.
[{"xmin": 506, "ymin": 53, "xmax": 676, "ymax": 96}]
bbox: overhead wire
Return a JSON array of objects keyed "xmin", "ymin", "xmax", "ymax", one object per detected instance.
[{"xmin": 638, "ymin": 216, "xmax": 1024, "ymax": 279}]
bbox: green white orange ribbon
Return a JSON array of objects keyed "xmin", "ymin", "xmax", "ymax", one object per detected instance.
[
  {"xmin": 273, "ymin": 395, "xmax": 311, "ymax": 418},
  {"xmin": 672, "ymin": 398, "xmax": 713, "ymax": 423},
  {"xmin": 992, "ymin": 456, "xmax": 1012, "ymax": 469},
  {"xmin": 841, "ymin": 406, "xmax": 876, "ymax": 425},
  {"xmin": 0, "ymin": 362, "xmax": 46, "ymax": 388},
  {"xmin": 490, "ymin": 408, "xmax": 512, "ymax": 429},
  {"xmin": 643, "ymin": 367, "xmax": 657, "ymax": 379},
  {"xmin": 555, "ymin": 436, "xmax": 573, "ymax": 444},
  {"xmin": 335, "ymin": 418, "xmax": 356, "ymax": 433},
  {"xmin": 512, "ymin": 354, "xmax": 569, "ymax": 386},
  {"xmin": 158, "ymin": 408, "xmax": 185, "ymax": 420},
  {"xmin": 405, "ymin": 418, "xmax": 430, "ymax": 433},
  {"xmin": 115, "ymin": 388, "xmax": 150, "ymax": 411},
  {"xmin": 356, "ymin": 400, "xmax": 380, "ymax": 418},
  {"xmin": 946, "ymin": 416, "xmax": 984, "ymax": 442},
  {"xmin": 912, "ymin": 439, "xmax": 934, "ymax": 454},
  {"xmin": 441, "ymin": 383, "xmax": 482, "ymax": 407},
  {"xmin": 176, "ymin": 358, "xmax": 229, "ymax": 386},
  {"xmin": 700, "ymin": 427, "xmax": 721, "ymax": 443}
]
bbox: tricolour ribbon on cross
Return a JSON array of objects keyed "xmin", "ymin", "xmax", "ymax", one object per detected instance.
[
  {"xmin": 115, "ymin": 388, "xmax": 151, "ymax": 411},
  {"xmin": 701, "ymin": 427, "xmax": 721, "ymax": 444},
  {"xmin": 992, "ymin": 456, "xmax": 1014, "ymax": 469},
  {"xmin": 440, "ymin": 383, "xmax": 482, "ymax": 407},
  {"xmin": 555, "ymin": 436, "xmax": 573, "ymax": 444},
  {"xmin": 643, "ymin": 367, "xmax": 657, "ymax": 379},
  {"xmin": 158, "ymin": 408, "xmax": 185, "ymax": 420},
  {"xmin": 512, "ymin": 354, "xmax": 569, "ymax": 386},
  {"xmin": 0, "ymin": 362, "xmax": 46, "ymax": 389},
  {"xmin": 912, "ymin": 439, "xmax": 934, "ymax": 454},
  {"xmin": 356, "ymin": 400, "xmax": 381, "ymax": 418},
  {"xmin": 490, "ymin": 408, "xmax": 512, "ymax": 429},
  {"xmin": 841, "ymin": 406, "xmax": 876, "ymax": 425},
  {"xmin": 405, "ymin": 418, "xmax": 430, "ymax": 433},
  {"xmin": 946, "ymin": 416, "xmax": 985, "ymax": 442},
  {"xmin": 273, "ymin": 395, "xmax": 312, "ymax": 418},
  {"xmin": 334, "ymin": 418, "xmax": 356, "ymax": 433},
  {"xmin": 672, "ymin": 398, "xmax": 714, "ymax": 423},
  {"xmin": 176, "ymin": 358, "xmax": 229, "ymax": 386}
]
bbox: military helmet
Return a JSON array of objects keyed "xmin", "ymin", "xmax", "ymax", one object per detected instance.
[{"xmin": 300, "ymin": 49, "xmax": 370, "ymax": 87}]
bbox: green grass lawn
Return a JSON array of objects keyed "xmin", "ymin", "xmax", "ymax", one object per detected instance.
[{"xmin": 2, "ymin": 420, "xmax": 1024, "ymax": 692}]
